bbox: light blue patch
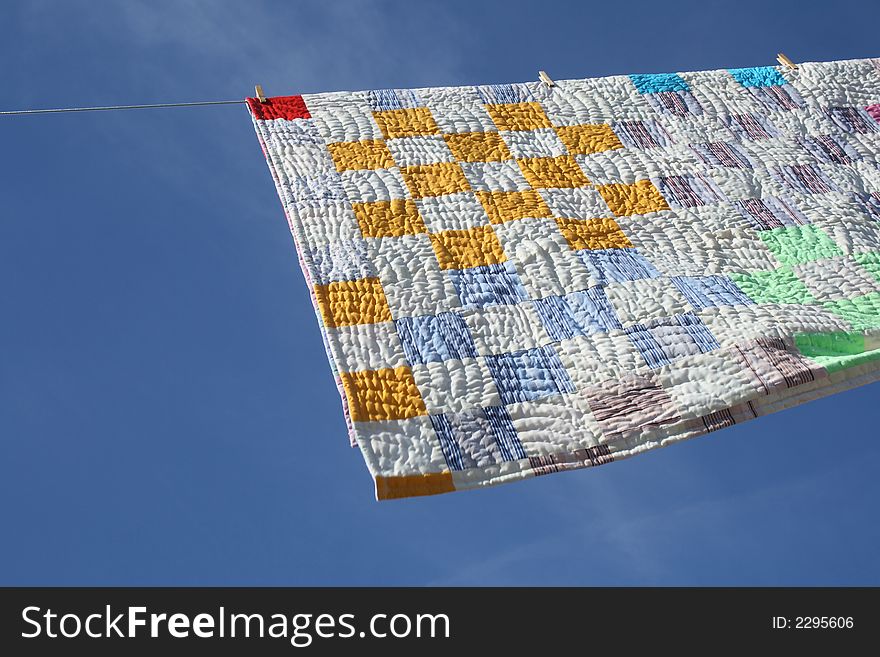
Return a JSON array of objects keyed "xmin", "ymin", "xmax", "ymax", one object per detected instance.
[
  {"xmin": 670, "ymin": 275, "xmax": 754, "ymax": 311},
  {"xmin": 395, "ymin": 312, "xmax": 477, "ymax": 365},
  {"xmin": 447, "ymin": 262, "xmax": 529, "ymax": 308},
  {"xmin": 477, "ymin": 83, "xmax": 534, "ymax": 105},
  {"xmin": 533, "ymin": 287, "xmax": 622, "ymax": 340},
  {"xmin": 728, "ymin": 66, "xmax": 787, "ymax": 88},
  {"xmin": 629, "ymin": 72, "xmax": 689, "ymax": 94},
  {"xmin": 484, "ymin": 345, "xmax": 576, "ymax": 405},
  {"xmin": 577, "ymin": 248, "xmax": 661, "ymax": 284},
  {"xmin": 365, "ymin": 88, "xmax": 421, "ymax": 111}
]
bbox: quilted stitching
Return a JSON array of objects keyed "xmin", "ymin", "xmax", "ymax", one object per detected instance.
[{"xmin": 249, "ymin": 58, "xmax": 880, "ymax": 500}]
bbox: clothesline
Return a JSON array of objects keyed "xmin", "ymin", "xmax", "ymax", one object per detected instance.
[{"xmin": 0, "ymin": 99, "xmax": 246, "ymax": 116}]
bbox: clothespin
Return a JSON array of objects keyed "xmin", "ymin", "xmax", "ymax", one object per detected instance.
[
  {"xmin": 538, "ymin": 70, "xmax": 555, "ymax": 88},
  {"xmin": 776, "ymin": 53, "xmax": 798, "ymax": 70},
  {"xmin": 254, "ymin": 84, "xmax": 267, "ymax": 103}
]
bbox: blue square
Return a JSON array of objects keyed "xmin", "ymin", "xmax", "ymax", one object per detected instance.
[
  {"xmin": 629, "ymin": 73, "xmax": 689, "ymax": 94},
  {"xmin": 533, "ymin": 287, "xmax": 622, "ymax": 340},
  {"xmin": 577, "ymin": 248, "xmax": 660, "ymax": 284},
  {"xmin": 477, "ymin": 83, "xmax": 534, "ymax": 105},
  {"xmin": 484, "ymin": 345, "xmax": 576, "ymax": 405},
  {"xmin": 430, "ymin": 406, "xmax": 525, "ymax": 468},
  {"xmin": 728, "ymin": 66, "xmax": 787, "ymax": 88},
  {"xmin": 365, "ymin": 88, "xmax": 421, "ymax": 111},
  {"xmin": 395, "ymin": 312, "xmax": 477, "ymax": 365},
  {"xmin": 448, "ymin": 262, "xmax": 530, "ymax": 308},
  {"xmin": 670, "ymin": 275, "xmax": 754, "ymax": 310},
  {"xmin": 625, "ymin": 314, "xmax": 720, "ymax": 369}
]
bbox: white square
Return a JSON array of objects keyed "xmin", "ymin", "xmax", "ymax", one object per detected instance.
[
  {"xmin": 416, "ymin": 192, "xmax": 491, "ymax": 232},
  {"xmin": 556, "ymin": 331, "xmax": 646, "ymax": 388},
  {"xmin": 654, "ymin": 350, "xmax": 758, "ymax": 418},
  {"xmin": 427, "ymin": 102, "xmax": 497, "ymax": 134},
  {"xmin": 459, "ymin": 160, "xmax": 530, "ymax": 192},
  {"xmin": 327, "ymin": 322, "xmax": 409, "ymax": 373},
  {"xmin": 307, "ymin": 98, "xmax": 383, "ymax": 143},
  {"xmin": 506, "ymin": 394, "xmax": 603, "ymax": 455},
  {"xmin": 793, "ymin": 257, "xmax": 880, "ymax": 301},
  {"xmin": 605, "ymin": 278, "xmax": 690, "ymax": 325},
  {"xmin": 295, "ymin": 201, "xmax": 362, "ymax": 248},
  {"xmin": 461, "ymin": 303, "xmax": 552, "ymax": 356},
  {"xmin": 356, "ymin": 416, "xmax": 449, "ymax": 476},
  {"xmin": 697, "ymin": 304, "xmax": 850, "ymax": 347},
  {"xmin": 552, "ymin": 75, "xmax": 655, "ymax": 123},
  {"xmin": 385, "ymin": 135, "xmax": 455, "ymax": 167},
  {"xmin": 539, "ymin": 187, "xmax": 611, "ymax": 219},
  {"xmin": 371, "ymin": 234, "xmax": 461, "ymax": 318},
  {"xmin": 494, "ymin": 217, "xmax": 593, "ymax": 297},
  {"xmin": 501, "ymin": 128, "xmax": 567, "ymax": 159},
  {"xmin": 339, "ymin": 167, "xmax": 409, "ymax": 203},
  {"xmin": 410, "ymin": 358, "xmax": 501, "ymax": 414}
]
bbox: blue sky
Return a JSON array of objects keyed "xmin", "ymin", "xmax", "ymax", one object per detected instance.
[{"xmin": 1, "ymin": 0, "xmax": 878, "ymax": 585}]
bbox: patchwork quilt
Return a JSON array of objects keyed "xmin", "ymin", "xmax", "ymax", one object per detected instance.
[{"xmin": 248, "ymin": 58, "xmax": 880, "ymax": 500}]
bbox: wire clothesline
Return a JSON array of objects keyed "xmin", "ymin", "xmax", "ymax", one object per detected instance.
[
  {"xmin": 0, "ymin": 99, "xmax": 247, "ymax": 116},
  {"xmin": 0, "ymin": 54, "xmax": 800, "ymax": 117}
]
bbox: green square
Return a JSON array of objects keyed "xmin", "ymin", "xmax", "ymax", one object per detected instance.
[
  {"xmin": 823, "ymin": 292, "xmax": 880, "ymax": 330},
  {"xmin": 729, "ymin": 267, "xmax": 816, "ymax": 305},
  {"xmin": 758, "ymin": 225, "xmax": 843, "ymax": 265},
  {"xmin": 795, "ymin": 331, "xmax": 880, "ymax": 373},
  {"xmin": 854, "ymin": 251, "xmax": 880, "ymax": 283}
]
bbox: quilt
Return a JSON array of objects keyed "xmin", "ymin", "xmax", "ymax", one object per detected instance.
[{"xmin": 248, "ymin": 58, "xmax": 880, "ymax": 500}]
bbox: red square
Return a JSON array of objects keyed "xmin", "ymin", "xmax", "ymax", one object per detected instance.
[{"xmin": 247, "ymin": 95, "xmax": 310, "ymax": 121}]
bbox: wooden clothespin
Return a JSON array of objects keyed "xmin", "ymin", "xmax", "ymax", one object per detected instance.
[
  {"xmin": 538, "ymin": 70, "xmax": 555, "ymax": 88},
  {"xmin": 776, "ymin": 53, "xmax": 798, "ymax": 70},
  {"xmin": 254, "ymin": 84, "xmax": 268, "ymax": 103}
]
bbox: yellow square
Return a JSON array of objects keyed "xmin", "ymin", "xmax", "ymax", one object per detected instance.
[
  {"xmin": 556, "ymin": 217, "xmax": 633, "ymax": 250},
  {"xmin": 430, "ymin": 225, "xmax": 507, "ymax": 270},
  {"xmin": 475, "ymin": 190, "xmax": 552, "ymax": 224},
  {"xmin": 340, "ymin": 366, "xmax": 428, "ymax": 422},
  {"xmin": 314, "ymin": 278, "xmax": 393, "ymax": 328},
  {"xmin": 556, "ymin": 124, "xmax": 623, "ymax": 155},
  {"xmin": 372, "ymin": 107, "xmax": 440, "ymax": 139},
  {"xmin": 485, "ymin": 102, "xmax": 552, "ymax": 131},
  {"xmin": 443, "ymin": 132, "xmax": 512, "ymax": 162},
  {"xmin": 376, "ymin": 472, "xmax": 455, "ymax": 499},
  {"xmin": 517, "ymin": 156, "xmax": 591, "ymax": 189},
  {"xmin": 352, "ymin": 200, "xmax": 427, "ymax": 238},
  {"xmin": 597, "ymin": 180, "xmax": 670, "ymax": 216},
  {"xmin": 327, "ymin": 140, "xmax": 394, "ymax": 172},
  {"xmin": 401, "ymin": 162, "xmax": 471, "ymax": 199}
]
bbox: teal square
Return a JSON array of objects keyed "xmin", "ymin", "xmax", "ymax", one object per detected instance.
[
  {"xmin": 728, "ymin": 66, "xmax": 787, "ymax": 88},
  {"xmin": 758, "ymin": 225, "xmax": 843, "ymax": 265}
]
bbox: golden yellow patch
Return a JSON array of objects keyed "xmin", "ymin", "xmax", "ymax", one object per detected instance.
[
  {"xmin": 556, "ymin": 216, "xmax": 633, "ymax": 250},
  {"xmin": 313, "ymin": 278, "xmax": 393, "ymax": 328},
  {"xmin": 375, "ymin": 472, "xmax": 455, "ymax": 499},
  {"xmin": 597, "ymin": 180, "xmax": 670, "ymax": 216},
  {"xmin": 475, "ymin": 190, "xmax": 552, "ymax": 224},
  {"xmin": 517, "ymin": 156, "xmax": 591, "ymax": 189},
  {"xmin": 352, "ymin": 200, "xmax": 427, "ymax": 238},
  {"xmin": 340, "ymin": 366, "xmax": 428, "ymax": 422},
  {"xmin": 327, "ymin": 140, "xmax": 394, "ymax": 172},
  {"xmin": 400, "ymin": 161, "xmax": 471, "ymax": 198},
  {"xmin": 372, "ymin": 107, "xmax": 440, "ymax": 139},
  {"xmin": 485, "ymin": 102, "xmax": 552, "ymax": 131},
  {"xmin": 443, "ymin": 131, "xmax": 512, "ymax": 162},
  {"xmin": 556, "ymin": 124, "xmax": 623, "ymax": 155},
  {"xmin": 430, "ymin": 225, "xmax": 507, "ymax": 270}
]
